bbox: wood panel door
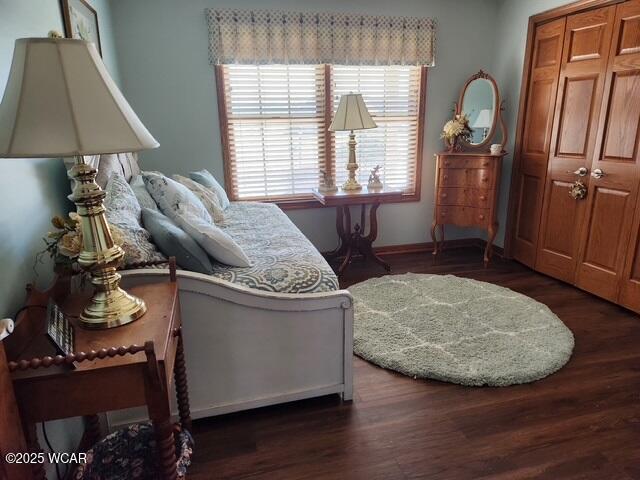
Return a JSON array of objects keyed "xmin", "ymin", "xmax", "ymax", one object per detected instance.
[
  {"xmin": 535, "ymin": 6, "xmax": 615, "ymax": 283},
  {"xmin": 512, "ymin": 18, "xmax": 566, "ymax": 267},
  {"xmin": 587, "ymin": 0, "xmax": 640, "ymax": 307},
  {"xmin": 622, "ymin": 194, "xmax": 640, "ymax": 312}
]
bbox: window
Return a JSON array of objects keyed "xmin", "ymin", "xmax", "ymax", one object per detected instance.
[
  {"xmin": 217, "ymin": 64, "xmax": 425, "ymax": 206},
  {"xmin": 331, "ymin": 66, "xmax": 423, "ymax": 192}
]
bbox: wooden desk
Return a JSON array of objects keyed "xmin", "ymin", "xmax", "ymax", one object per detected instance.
[
  {"xmin": 7, "ymin": 276, "xmax": 191, "ymax": 480},
  {"xmin": 313, "ymin": 187, "xmax": 403, "ymax": 275},
  {"xmin": 0, "ymin": 342, "xmax": 31, "ymax": 480}
]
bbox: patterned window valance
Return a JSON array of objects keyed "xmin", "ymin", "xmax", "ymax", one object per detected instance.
[{"xmin": 205, "ymin": 9, "xmax": 436, "ymax": 66}]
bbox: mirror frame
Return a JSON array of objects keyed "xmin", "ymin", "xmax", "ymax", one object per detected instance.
[{"xmin": 455, "ymin": 70, "xmax": 508, "ymax": 151}]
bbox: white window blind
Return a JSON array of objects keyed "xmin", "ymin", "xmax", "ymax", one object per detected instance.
[
  {"xmin": 221, "ymin": 64, "xmax": 326, "ymax": 200},
  {"xmin": 331, "ymin": 65, "xmax": 422, "ymax": 194},
  {"xmin": 219, "ymin": 64, "xmax": 423, "ymax": 202}
]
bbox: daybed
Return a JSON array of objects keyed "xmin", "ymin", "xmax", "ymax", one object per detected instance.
[{"xmin": 66, "ymin": 154, "xmax": 353, "ymax": 426}]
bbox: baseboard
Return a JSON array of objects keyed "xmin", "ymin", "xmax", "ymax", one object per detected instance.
[
  {"xmin": 373, "ymin": 238, "xmax": 475, "ymax": 256},
  {"xmin": 371, "ymin": 238, "xmax": 504, "ymax": 258}
]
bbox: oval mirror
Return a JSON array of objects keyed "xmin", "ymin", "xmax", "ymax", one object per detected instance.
[{"xmin": 461, "ymin": 78, "xmax": 496, "ymax": 145}]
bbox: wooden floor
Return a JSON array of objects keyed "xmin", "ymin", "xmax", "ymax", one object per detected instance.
[{"xmin": 188, "ymin": 247, "xmax": 640, "ymax": 480}]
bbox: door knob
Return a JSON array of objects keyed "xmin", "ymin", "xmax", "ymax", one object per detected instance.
[
  {"xmin": 570, "ymin": 167, "xmax": 588, "ymax": 176},
  {"xmin": 591, "ymin": 168, "xmax": 605, "ymax": 179}
]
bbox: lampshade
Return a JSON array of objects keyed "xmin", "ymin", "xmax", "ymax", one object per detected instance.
[
  {"xmin": 0, "ymin": 38, "xmax": 158, "ymax": 158},
  {"xmin": 472, "ymin": 109, "xmax": 493, "ymax": 129},
  {"xmin": 328, "ymin": 93, "xmax": 377, "ymax": 132}
]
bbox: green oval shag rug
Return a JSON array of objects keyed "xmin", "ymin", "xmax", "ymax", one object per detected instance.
[{"xmin": 350, "ymin": 273, "xmax": 574, "ymax": 386}]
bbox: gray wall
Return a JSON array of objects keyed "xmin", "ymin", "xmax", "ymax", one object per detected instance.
[
  {"xmin": 0, "ymin": 0, "xmax": 122, "ymax": 468},
  {"xmin": 109, "ymin": 0, "xmax": 500, "ymax": 252},
  {"xmin": 0, "ymin": 0, "xmax": 121, "ymax": 317},
  {"xmin": 492, "ymin": 0, "xmax": 577, "ymax": 244}
]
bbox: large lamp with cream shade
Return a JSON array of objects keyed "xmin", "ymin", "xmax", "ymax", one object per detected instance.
[
  {"xmin": 329, "ymin": 93, "xmax": 377, "ymax": 191},
  {"xmin": 0, "ymin": 37, "xmax": 159, "ymax": 329}
]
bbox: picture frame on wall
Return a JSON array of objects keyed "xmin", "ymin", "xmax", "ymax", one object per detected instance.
[{"xmin": 60, "ymin": 0, "xmax": 102, "ymax": 56}]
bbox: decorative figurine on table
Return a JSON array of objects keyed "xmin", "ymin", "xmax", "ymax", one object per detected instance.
[
  {"xmin": 318, "ymin": 169, "xmax": 338, "ymax": 193},
  {"xmin": 368, "ymin": 165, "xmax": 383, "ymax": 190}
]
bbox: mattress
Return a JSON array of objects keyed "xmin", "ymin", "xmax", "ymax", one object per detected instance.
[{"xmin": 208, "ymin": 202, "xmax": 339, "ymax": 293}]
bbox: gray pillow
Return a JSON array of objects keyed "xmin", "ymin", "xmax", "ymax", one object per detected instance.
[
  {"xmin": 141, "ymin": 208, "xmax": 213, "ymax": 274},
  {"xmin": 189, "ymin": 169, "xmax": 230, "ymax": 210},
  {"xmin": 130, "ymin": 175, "xmax": 158, "ymax": 211}
]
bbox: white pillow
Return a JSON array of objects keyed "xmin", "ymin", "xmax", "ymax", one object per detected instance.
[
  {"xmin": 142, "ymin": 171, "xmax": 211, "ymax": 223},
  {"xmin": 172, "ymin": 174, "xmax": 226, "ymax": 225},
  {"xmin": 178, "ymin": 212, "xmax": 251, "ymax": 267}
]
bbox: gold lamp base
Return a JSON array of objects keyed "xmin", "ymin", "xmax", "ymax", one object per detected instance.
[
  {"xmin": 70, "ymin": 156, "xmax": 147, "ymax": 329},
  {"xmin": 79, "ymin": 283, "xmax": 147, "ymax": 329},
  {"xmin": 342, "ymin": 130, "xmax": 363, "ymax": 191},
  {"xmin": 342, "ymin": 176, "xmax": 362, "ymax": 191}
]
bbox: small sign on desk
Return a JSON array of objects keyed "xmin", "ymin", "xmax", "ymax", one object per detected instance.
[{"xmin": 46, "ymin": 299, "xmax": 75, "ymax": 356}]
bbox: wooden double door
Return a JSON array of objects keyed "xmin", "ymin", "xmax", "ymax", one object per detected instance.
[{"xmin": 512, "ymin": 0, "xmax": 640, "ymax": 313}]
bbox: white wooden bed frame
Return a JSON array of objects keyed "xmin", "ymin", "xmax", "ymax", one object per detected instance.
[
  {"xmin": 74, "ymin": 154, "xmax": 353, "ymax": 427},
  {"xmin": 108, "ymin": 268, "xmax": 353, "ymax": 427}
]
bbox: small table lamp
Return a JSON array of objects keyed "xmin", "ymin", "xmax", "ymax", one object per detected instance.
[
  {"xmin": 0, "ymin": 38, "xmax": 159, "ymax": 329},
  {"xmin": 329, "ymin": 93, "xmax": 377, "ymax": 191},
  {"xmin": 472, "ymin": 109, "xmax": 493, "ymax": 142}
]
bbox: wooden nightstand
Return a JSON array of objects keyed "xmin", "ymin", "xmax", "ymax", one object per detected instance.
[
  {"xmin": 313, "ymin": 187, "xmax": 403, "ymax": 275},
  {"xmin": 6, "ymin": 262, "xmax": 191, "ymax": 480}
]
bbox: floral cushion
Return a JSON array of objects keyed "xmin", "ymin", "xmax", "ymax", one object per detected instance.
[
  {"xmin": 172, "ymin": 175, "xmax": 226, "ymax": 225},
  {"xmin": 142, "ymin": 171, "xmax": 211, "ymax": 221},
  {"xmin": 74, "ymin": 423, "xmax": 193, "ymax": 480},
  {"xmin": 104, "ymin": 174, "xmax": 166, "ymax": 266}
]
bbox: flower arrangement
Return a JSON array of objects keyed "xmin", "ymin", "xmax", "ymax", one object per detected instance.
[
  {"xmin": 42, "ymin": 213, "xmax": 123, "ymax": 274},
  {"xmin": 441, "ymin": 113, "xmax": 473, "ymax": 151}
]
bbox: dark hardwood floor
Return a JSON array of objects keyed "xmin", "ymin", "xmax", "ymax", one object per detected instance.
[{"xmin": 188, "ymin": 247, "xmax": 640, "ymax": 480}]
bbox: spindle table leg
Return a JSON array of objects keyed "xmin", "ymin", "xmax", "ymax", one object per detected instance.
[
  {"xmin": 145, "ymin": 358, "xmax": 177, "ymax": 480},
  {"xmin": 24, "ymin": 422, "xmax": 46, "ymax": 480},
  {"xmin": 174, "ymin": 331, "xmax": 192, "ymax": 432},
  {"xmin": 84, "ymin": 414, "xmax": 101, "ymax": 447}
]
